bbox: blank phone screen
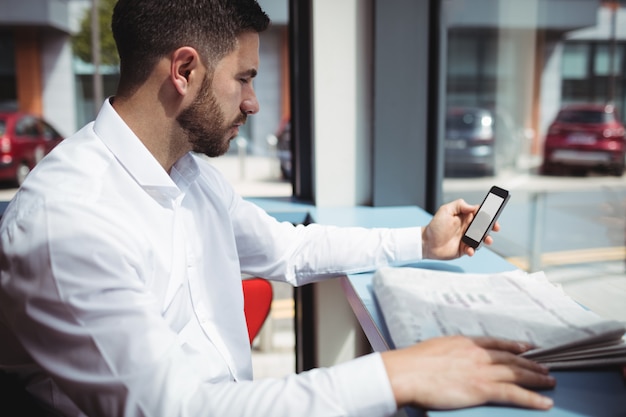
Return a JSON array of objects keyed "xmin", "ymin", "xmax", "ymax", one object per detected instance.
[{"xmin": 465, "ymin": 193, "xmax": 504, "ymax": 242}]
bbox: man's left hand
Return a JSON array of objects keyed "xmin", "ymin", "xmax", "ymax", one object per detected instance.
[{"xmin": 422, "ymin": 199, "xmax": 500, "ymax": 260}]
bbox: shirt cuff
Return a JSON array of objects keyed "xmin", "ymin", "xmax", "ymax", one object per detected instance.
[
  {"xmin": 332, "ymin": 352, "xmax": 397, "ymax": 417},
  {"xmin": 391, "ymin": 227, "xmax": 422, "ymax": 264}
]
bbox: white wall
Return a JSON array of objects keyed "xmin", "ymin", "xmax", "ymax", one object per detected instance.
[
  {"xmin": 312, "ymin": 0, "xmax": 372, "ymax": 208},
  {"xmin": 41, "ymin": 31, "xmax": 77, "ymax": 137}
]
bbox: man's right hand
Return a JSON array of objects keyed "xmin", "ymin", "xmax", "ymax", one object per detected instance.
[{"xmin": 381, "ymin": 335, "xmax": 556, "ymax": 411}]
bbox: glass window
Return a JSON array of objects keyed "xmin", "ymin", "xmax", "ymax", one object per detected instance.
[
  {"xmin": 447, "ymin": 37, "xmax": 480, "ymax": 78},
  {"xmin": 556, "ymin": 108, "xmax": 614, "ymax": 123},
  {"xmin": 42, "ymin": 122, "xmax": 61, "ymax": 141},
  {"xmin": 441, "ymin": 0, "xmax": 626, "ymax": 324},
  {"xmin": 15, "ymin": 117, "xmax": 39, "ymax": 137},
  {"xmin": 595, "ymin": 43, "xmax": 623, "ymax": 76},
  {"xmin": 0, "ymin": 30, "xmax": 17, "ymax": 111},
  {"xmin": 563, "ymin": 43, "xmax": 590, "ymax": 79}
]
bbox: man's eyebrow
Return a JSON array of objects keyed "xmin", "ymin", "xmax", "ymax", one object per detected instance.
[{"xmin": 238, "ymin": 69, "xmax": 258, "ymax": 79}]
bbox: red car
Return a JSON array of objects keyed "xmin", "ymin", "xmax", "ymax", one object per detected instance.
[
  {"xmin": 0, "ymin": 112, "xmax": 64, "ymax": 186},
  {"xmin": 542, "ymin": 103, "xmax": 626, "ymax": 176}
]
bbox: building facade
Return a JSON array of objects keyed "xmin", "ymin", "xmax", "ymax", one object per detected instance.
[{"xmin": 0, "ymin": 0, "xmax": 79, "ymax": 136}]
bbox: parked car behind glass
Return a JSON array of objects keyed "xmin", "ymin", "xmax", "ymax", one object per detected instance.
[
  {"xmin": 0, "ymin": 112, "xmax": 64, "ymax": 186},
  {"xmin": 541, "ymin": 103, "xmax": 625, "ymax": 176},
  {"xmin": 275, "ymin": 118, "xmax": 292, "ymax": 180},
  {"xmin": 444, "ymin": 106, "xmax": 520, "ymax": 177}
]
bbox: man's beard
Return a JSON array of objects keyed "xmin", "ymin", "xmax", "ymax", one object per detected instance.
[{"xmin": 177, "ymin": 74, "xmax": 247, "ymax": 158}]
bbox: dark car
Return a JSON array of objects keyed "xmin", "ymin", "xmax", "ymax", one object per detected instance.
[
  {"xmin": 275, "ymin": 118, "xmax": 292, "ymax": 180},
  {"xmin": 541, "ymin": 103, "xmax": 626, "ymax": 176},
  {"xmin": 0, "ymin": 112, "xmax": 64, "ymax": 186},
  {"xmin": 444, "ymin": 106, "xmax": 520, "ymax": 177}
]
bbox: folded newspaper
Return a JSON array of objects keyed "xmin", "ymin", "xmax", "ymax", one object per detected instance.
[{"xmin": 372, "ymin": 267, "xmax": 626, "ymax": 369}]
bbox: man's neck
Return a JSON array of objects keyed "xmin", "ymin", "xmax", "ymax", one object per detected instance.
[{"xmin": 111, "ymin": 93, "xmax": 191, "ymax": 173}]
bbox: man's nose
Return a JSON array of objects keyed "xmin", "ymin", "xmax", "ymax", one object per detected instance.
[{"xmin": 241, "ymin": 94, "xmax": 259, "ymax": 115}]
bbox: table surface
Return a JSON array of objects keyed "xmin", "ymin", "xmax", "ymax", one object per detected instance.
[{"xmin": 250, "ymin": 199, "xmax": 626, "ymax": 417}]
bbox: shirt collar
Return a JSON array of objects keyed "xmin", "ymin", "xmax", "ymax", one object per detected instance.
[{"xmin": 93, "ymin": 98, "xmax": 200, "ymax": 203}]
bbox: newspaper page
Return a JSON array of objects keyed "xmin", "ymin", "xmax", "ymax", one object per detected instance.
[{"xmin": 372, "ymin": 267, "xmax": 626, "ymax": 368}]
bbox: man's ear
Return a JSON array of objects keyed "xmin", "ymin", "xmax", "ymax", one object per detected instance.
[{"xmin": 171, "ymin": 47, "xmax": 201, "ymax": 95}]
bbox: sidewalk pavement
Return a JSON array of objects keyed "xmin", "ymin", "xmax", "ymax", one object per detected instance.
[{"xmin": 206, "ymin": 154, "xmax": 292, "ymax": 198}]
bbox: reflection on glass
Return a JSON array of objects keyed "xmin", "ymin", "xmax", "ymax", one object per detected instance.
[{"xmin": 441, "ymin": 0, "xmax": 626, "ymax": 323}]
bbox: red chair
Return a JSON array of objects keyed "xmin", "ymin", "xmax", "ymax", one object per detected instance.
[{"xmin": 242, "ymin": 278, "xmax": 273, "ymax": 344}]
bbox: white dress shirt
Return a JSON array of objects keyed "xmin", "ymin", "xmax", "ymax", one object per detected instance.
[{"xmin": 0, "ymin": 99, "xmax": 423, "ymax": 417}]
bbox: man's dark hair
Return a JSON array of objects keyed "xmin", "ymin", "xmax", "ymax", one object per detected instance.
[{"xmin": 111, "ymin": 0, "xmax": 270, "ymax": 94}]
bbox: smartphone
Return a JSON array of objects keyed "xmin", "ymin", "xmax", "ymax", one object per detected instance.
[{"xmin": 461, "ymin": 186, "xmax": 510, "ymax": 249}]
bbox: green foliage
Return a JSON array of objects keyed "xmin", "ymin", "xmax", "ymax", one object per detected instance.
[{"xmin": 72, "ymin": 0, "xmax": 119, "ymax": 67}]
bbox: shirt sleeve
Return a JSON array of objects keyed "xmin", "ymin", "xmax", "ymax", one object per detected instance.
[
  {"xmin": 230, "ymin": 195, "xmax": 423, "ymax": 286},
  {"xmin": 188, "ymin": 353, "xmax": 398, "ymax": 417}
]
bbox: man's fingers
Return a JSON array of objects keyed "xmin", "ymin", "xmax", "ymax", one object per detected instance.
[
  {"xmin": 472, "ymin": 340, "xmax": 556, "ymax": 410},
  {"xmin": 485, "ymin": 360, "xmax": 556, "ymax": 388},
  {"xmin": 488, "ymin": 382, "xmax": 554, "ymax": 410},
  {"xmin": 471, "ymin": 337, "xmax": 556, "ymax": 387}
]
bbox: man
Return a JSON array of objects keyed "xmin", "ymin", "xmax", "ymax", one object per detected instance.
[{"xmin": 0, "ymin": 1, "xmax": 555, "ymax": 416}]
